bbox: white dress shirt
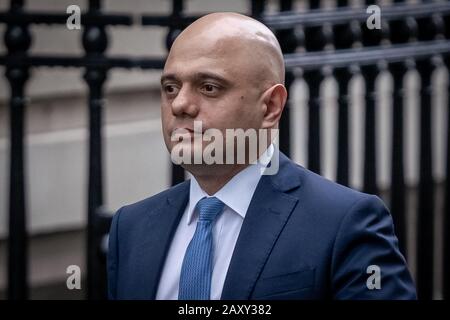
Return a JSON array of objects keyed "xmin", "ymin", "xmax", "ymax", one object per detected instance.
[{"xmin": 156, "ymin": 145, "xmax": 274, "ymax": 300}]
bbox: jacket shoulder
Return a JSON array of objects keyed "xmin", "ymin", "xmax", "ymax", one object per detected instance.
[
  {"xmin": 283, "ymin": 159, "xmax": 383, "ymax": 219},
  {"xmin": 115, "ymin": 180, "xmax": 190, "ymax": 220}
]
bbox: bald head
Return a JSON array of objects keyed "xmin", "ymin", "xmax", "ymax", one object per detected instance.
[
  {"xmin": 161, "ymin": 12, "xmax": 288, "ymax": 179},
  {"xmin": 166, "ymin": 12, "xmax": 285, "ymax": 88}
]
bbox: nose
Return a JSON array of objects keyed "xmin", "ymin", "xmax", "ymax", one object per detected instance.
[{"xmin": 171, "ymin": 86, "xmax": 199, "ymax": 118}]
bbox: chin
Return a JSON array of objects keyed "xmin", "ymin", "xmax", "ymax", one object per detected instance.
[{"xmin": 181, "ymin": 163, "xmax": 225, "ymax": 177}]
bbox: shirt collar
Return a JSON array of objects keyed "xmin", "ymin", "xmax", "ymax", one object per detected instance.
[{"xmin": 186, "ymin": 144, "xmax": 274, "ymax": 225}]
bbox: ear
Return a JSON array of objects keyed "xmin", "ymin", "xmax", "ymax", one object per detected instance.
[{"xmin": 261, "ymin": 84, "xmax": 288, "ymax": 129}]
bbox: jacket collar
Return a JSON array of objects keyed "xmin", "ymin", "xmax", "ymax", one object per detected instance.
[{"xmin": 220, "ymin": 152, "xmax": 303, "ymax": 299}]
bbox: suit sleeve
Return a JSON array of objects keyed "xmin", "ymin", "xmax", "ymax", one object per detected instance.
[
  {"xmin": 107, "ymin": 207, "xmax": 123, "ymax": 300},
  {"xmin": 331, "ymin": 195, "xmax": 417, "ymax": 299}
]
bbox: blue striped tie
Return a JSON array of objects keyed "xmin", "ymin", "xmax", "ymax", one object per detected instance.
[{"xmin": 178, "ymin": 196, "xmax": 224, "ymax": 300}]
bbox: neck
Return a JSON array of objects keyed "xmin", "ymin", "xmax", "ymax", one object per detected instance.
[
  {"xmin": 187, "ymin": 164, "xmax": 249, "ymax": 195},
  {"xmin": 183, "ymin": 142, "xmax": 274, "ymax": 195}
]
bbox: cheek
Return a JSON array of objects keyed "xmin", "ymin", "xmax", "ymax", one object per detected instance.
[
  {"xmin": 161, "ymin": 104, "xmax": 172, "ymax": 124},
  {"xmin": 213, "ymin": 99, "xmax": 251, "ymax": 128},
  {"xmin": 230, "ymin": 96, "xmax": 262, "ymax": 127},
  {"xmin": 160, "ymin": 108, "xmax": 173, "ymax": 144}
]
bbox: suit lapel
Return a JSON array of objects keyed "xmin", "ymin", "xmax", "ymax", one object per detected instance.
[
  {"xmin": 138, "ymin": 181, "xmax": 190, "ymax": 299},
  {"xmin": 221, "ymin": 153, "xmax": 302, "ymax": 299}
]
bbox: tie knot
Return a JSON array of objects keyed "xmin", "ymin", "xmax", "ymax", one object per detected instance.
[{"xmin": 196, "ymin": 197, "xmax": 224, "ymax": 222}]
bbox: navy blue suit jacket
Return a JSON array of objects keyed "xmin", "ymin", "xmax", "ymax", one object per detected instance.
[{"xmin": 107, "ymin": 152, "xmax": 417, "ymax": 299}]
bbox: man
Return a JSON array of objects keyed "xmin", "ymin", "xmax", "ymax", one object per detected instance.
[{"xmin": 107, "ymin": 12, "xmax": 416, "ymax": 300}]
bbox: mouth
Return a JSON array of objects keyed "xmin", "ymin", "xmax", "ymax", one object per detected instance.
[
  {"xmin": 171, "ymin": 128, "xmax": 196, "ymax": 143},
  {"xmin": 172, "ymin": 127, "xmax": 205, "ymax": 134}
]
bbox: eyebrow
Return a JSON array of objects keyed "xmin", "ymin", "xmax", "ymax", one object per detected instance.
[{"xmin": 160, "ymin": 71, "xmax": 231, "ymax": 87}]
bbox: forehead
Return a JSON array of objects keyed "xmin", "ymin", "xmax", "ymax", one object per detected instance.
[{"xmin": 164, "ymin": 34, "xmax": 251, "ymax": 82}]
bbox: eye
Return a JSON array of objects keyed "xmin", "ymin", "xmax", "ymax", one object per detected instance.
[
  {"xmin": 163, "ymin": 84, "xmax": 180, "ymax": 96},
  {"xmin": 200, "ymin": 83, "xmax": 220, "ymax": 96}
]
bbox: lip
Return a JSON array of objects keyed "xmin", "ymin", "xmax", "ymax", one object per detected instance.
[
  {"xmin": 173, "ymin": 127, "xmax": 204, "ymax": 134},
  {"xmin": 173, "ymin": 127, "xmax": 193, "ymax": 133}
]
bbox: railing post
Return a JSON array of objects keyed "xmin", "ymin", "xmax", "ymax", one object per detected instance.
[
  {"xmin": 360, "ymin": 9, "xmax": 385, "ymax": 195},
  {"xmin": 303, "ymin": 18, "xmax": 329, "ymax": 174},
  {"xmin": 167, "ymin": 0, "xmax": 186, "ymax": 186},
  {"xmin": 303, "ymin": 69, "xmax": 323, "ymax": 174},
  {"xmin": 444, "ymin": 54, "xmax": 450, "ymax": 300},
  {"xmin": 416, "ymin": 58, "xmax": 435, "ymax": 300},
  {"xmin": 444, "ymin": 11, "xmax": 450, "ymax": 300},
  {"xmin": 389, "ymin": 61, "xmax": 408, "ymax": 255},
  {"xmin": 5, "ymin": 0, "xmax": 31, "ymax": 300},
  {"xmin": 277, "ymin": 0, "xmax": 296, "ymax": 157},
  {"xmin": 309, "ymin": 0, "xmax": 320, "ymax": 10},
  {"xmin": 84, "ymin": 0, "xmax": 108, "ymax": 300},
  {"xmin": 333, "ymin": 1, "xmax": 359, "ymax": 186},
  {"xmin": 251, "ymin": 0, "xmax": 265, "ymax": 18},
  {"xmin": 415, "ymin": 13, "xmax": 443, "ymax": 300},
  {"xmin": 334, "ymin": 67, "xmax": 353, "ymax": 186},
  {"xmin": 388, "ymin": 13, "xmax": 416, "ymax": 257}
]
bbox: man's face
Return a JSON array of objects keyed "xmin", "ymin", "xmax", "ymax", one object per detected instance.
[{"xmin": 160, "ymin": 34, "xmax": 265, "ymax": 162}]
